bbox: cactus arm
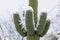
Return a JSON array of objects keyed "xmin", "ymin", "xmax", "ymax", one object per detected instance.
[
  {"xmin": 37, "ymin": 12, "xmax": 47, "ymax": 35},
  {"xmin": 40, "ymin": 20, "xmax": 50, "ymax": 37},
  {"xmin": 29, "ymin": 0, "xmax": 38, "ymax": 24},
  {"xmin": 25, "ymin": 10, "xmax": 34, "ymax": 35},
  {"xmin": 13, "ymin": 14, "xmax": 26, "ymax": 37}
]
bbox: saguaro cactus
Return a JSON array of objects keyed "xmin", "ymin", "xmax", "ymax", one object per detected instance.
[{"xmin": 13, "ymin": 0, "xmax": 50, "ymax": 40}]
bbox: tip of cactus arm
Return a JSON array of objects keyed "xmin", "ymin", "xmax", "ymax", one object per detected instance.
[
  {"xmin": 41, "ymin": 12, "xmax": 47, "ymax": 18},
  {"xmin": 23, "ymin": 6, "xmax": 34, "ymax": 13},
  {"xmin": 47, "ymin": 19, "xmax": 50, "ymax": 21},
  {"xmin": 13, "ymin": 13, "xmax": 19, "ymax": 16},
  {"xmin": 41, "ymin": 12, "xmax": 47, "ymax": 15}
]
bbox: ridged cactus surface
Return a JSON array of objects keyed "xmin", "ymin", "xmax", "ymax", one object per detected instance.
[
  {"xmin": 37, "ymin": 12, "xmax": 47, "ymax": 35},
  {"xmin": 40, "ymin": 20, "xmax": 50, "ymax": 37},
  {"xmin": 13, "ymin": 14, "xmax": 26, "ymax": 37},
  {"xmin": 26, "ymin": 10, "xmax": 34, "ymax": 35},
  {"xmin": 29, "ymin": 0, "xmax": 38, "ymax": 24}
]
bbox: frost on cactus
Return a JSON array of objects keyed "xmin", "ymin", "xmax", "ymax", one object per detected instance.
[
  {"xmin": 23, "ymin": 6, "xmax": 34, "ymax": 16},
  {"xmin": 22, "ymin": 6, "xmax": 34, "ymax": 19}
]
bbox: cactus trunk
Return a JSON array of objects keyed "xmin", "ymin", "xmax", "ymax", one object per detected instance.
[
  {"xmin": 29, "ymin": 0, "xmax": 38, "ymax": 25},
  {"xmin": 27, "ymin": 34, "xmax": 39, "ymax": 40}
]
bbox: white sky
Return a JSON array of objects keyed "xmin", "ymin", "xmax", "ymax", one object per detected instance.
[{"xmin": 0, "ymin": 0, "xmax": 59, "ymax": 22}]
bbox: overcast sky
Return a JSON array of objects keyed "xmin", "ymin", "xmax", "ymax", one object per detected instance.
[{"xmin": 0, "ymin": 0, "xmax": 59, "ymax": 22}]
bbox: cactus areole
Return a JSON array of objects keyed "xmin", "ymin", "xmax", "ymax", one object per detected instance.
[{"xmin": 13, "ymin": 0, "xmax": 50, "ymax": 40}]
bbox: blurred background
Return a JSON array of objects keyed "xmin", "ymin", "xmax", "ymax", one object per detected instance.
[{"xmin": 0, "ymin": 0, "xmax": 60, "ymax": 40}]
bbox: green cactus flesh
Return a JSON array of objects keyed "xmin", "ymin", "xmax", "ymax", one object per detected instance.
[
  {"xmin": 40, "ymin": 20, "xmax": 50, "ymax": 37},
  {"xmin": 25, "ymin": 10, "xmax": 34, "ymax": 35},
  {"xmin": 29, "ymin": 0, "xmax": 38, "ymax": 24},
  {"xmin": 37, "ymin": 12, "xmax": 47, "ymax": 35},
  {"xmin": 13, "ymin": 14, "xmax": 26, "ymax": 37},
  {"xmin": 27, "ymin": 34, "xmax": 39, "ymax": 40}
]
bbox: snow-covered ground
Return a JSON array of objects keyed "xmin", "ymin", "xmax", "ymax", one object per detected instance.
[{"xmin": 0, "ymin": 0, "xmax": 60, "ymax": 40}]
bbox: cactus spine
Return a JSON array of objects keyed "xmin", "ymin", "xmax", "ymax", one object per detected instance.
[{"xmin": 13, "ymin": 0, "xmax": 50, "ymax": 40}]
